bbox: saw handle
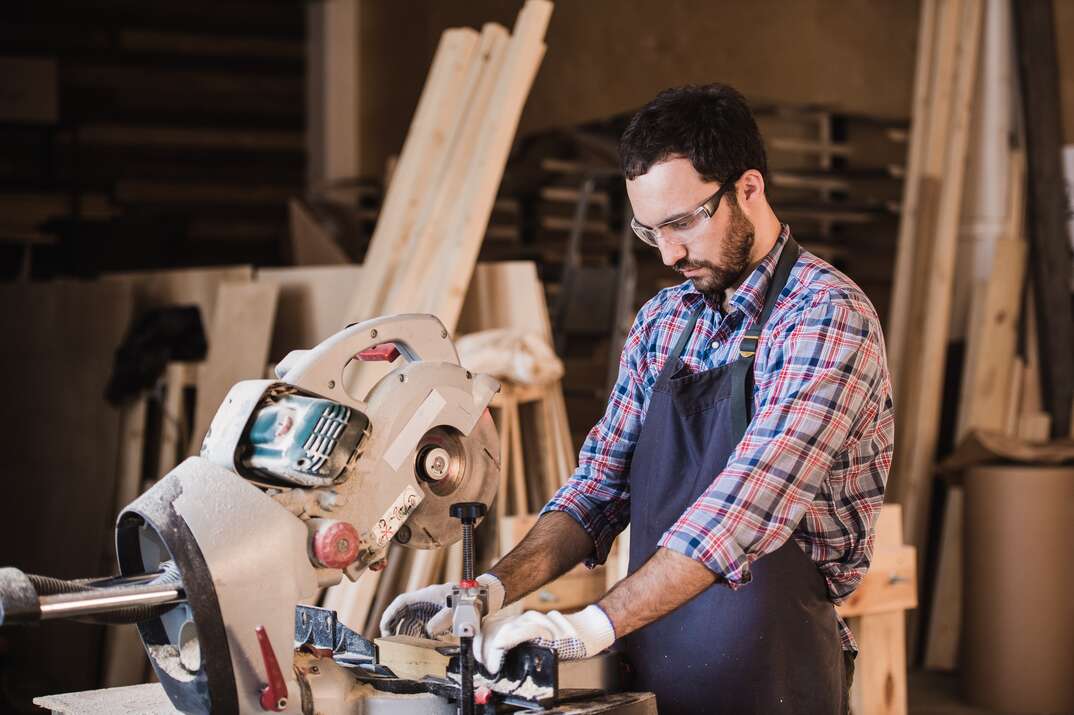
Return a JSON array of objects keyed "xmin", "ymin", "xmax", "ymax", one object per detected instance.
[
  {"xmin": 275, "ymin": 313, "xmax": 460, "ymax": 402},
  {"xmin": 255, "ymin": 625, "xmax": 289, "ymax": 712}
]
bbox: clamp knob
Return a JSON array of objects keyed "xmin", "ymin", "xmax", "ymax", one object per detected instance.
[{"xmin": 449, "ymin": 502, "xmax": 486, "ymax": 524}]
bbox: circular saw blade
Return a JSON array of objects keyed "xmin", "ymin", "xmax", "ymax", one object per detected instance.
[{"xmin": 402, "ymin": 408, "xmax": 500, "ymax": 549}]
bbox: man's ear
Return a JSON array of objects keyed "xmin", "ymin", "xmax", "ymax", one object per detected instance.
[{"xmin": 738, "ymin": 169, "xmax": 766, "ymax": 203}]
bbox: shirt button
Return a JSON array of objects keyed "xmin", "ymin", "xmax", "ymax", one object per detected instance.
[{"xmin": 710, "ymin": 341, "xmax": 718, "ymax": 349}]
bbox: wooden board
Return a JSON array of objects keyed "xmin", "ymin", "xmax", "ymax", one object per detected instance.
[
  {"xmin": 848, "ymin": 611, "xmax": 908, "ymax": 715},
  {"xmin": 379, "ymin": 23, "xmax": 510, "ymax": 319},
  {"xmin": 925, "ymin": 154, "xmax": 1026, "ymax": 671},
  {"xmin": 102, "ymin": 265, "xmax": 254, "ymax": 329},
  {"xmin": 836, "ymin": 545, "xmax": 917, "ymax": 618},
  {"xmin": 1012, "ymin": 0, "xmax": 1074, "ymax": 438},
  {"xmin": 256, "ymin": 264, "xmax": 364, "ymax": 361},
  {"xmin": 891, "ymin": 0, "xmax": 982, "ymax": 598},
  {"xmin": 343, "ymin": 27, "xmax": 480, "ymax": 323},
  {"xmin": 188, "ymin": 281, "xmax": 279, "ymax": 454},
  {"xmin": 413, "ymin": 2, "xmax": 553, "ymax": 331},
  {"xmin": 374, "ymin": 635, "xmax": 452, "ymax": 681},
  {"xmin": 457, "ymin": 262, "xmax": 552, "ymax": 338},
  {"xmin": 287, "ymin": 197, "xmax": 349, "ymax": 266},
  {"xmin": 886, "ymin": 0, "xmax": 941, "ymax": 390}
]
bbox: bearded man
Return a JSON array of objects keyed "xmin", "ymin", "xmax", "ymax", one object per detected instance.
[{"xmin": 382, "ymin": 84, "xmax": 895, "ymax": 715}]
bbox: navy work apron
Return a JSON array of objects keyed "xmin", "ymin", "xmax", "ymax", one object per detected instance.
[{"xmin": 620, "ymin": 238, "xmax": 845, "ymax": 714}]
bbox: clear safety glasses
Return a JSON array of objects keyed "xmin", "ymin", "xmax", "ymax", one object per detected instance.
[{"xmin": 630, "ymin": 175, "xmax": 739, "ymax": 247}]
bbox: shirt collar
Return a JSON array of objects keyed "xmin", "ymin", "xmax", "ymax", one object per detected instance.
[{"xmin": 679, "ymin": 224, "xmax": 792, "ymax": 323}]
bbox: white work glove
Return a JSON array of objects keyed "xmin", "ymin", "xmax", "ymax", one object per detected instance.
[
  {"xmin": 379, "ymin": 573, "xmax": 505, "ymax": 638},
  {"xmin": 474, "ymin": 605, "xmax": 616, "ymax": 674}
]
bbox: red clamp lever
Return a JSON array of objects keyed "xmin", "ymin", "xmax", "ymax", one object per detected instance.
[
  {"xmin": 356, "ymin": 342, "xmax": 400, "ymax": 362},
  {"xmin": 255, "ymin": 625, "xmax": 288, "ymax": 712}
]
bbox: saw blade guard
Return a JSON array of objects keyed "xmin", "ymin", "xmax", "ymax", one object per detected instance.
[{"xmin": 275, "ymin": 314, "xmax": 502, "ymax": 554}]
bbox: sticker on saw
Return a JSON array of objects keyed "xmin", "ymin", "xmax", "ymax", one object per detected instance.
[
  {"xmin": 369, "ymin": 485, "xmax": 421, "ymax": 550},
  {"xmin": 382, "ymin": 389, "xmax": 448, "ymax": 471}
]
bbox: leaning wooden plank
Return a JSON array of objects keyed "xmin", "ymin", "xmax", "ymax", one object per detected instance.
[
  {"xmin": 924, "ymin": 177, "xmax": 1028, "ymax": 670},
  {"xmin": 157, "ymin": 362, "xmax": 196, "ymax": 475},
  {"xmin": 892, "ymin": 0, "xmax": 982, "ymax": 579},
  {"xmin": 287, "ymin": 197, "xmax": 349, "ymax": 266},
  {"xmin": 188, "ymin": 281, "xmax": 280, "ymax": 454},
  {"xmin": 1012, "ymin": 0, "xmax": 1074, "ymax": 438},
  {"xmin": 458, "ymin": 262, "xmax": 553, "ymax": 339},
  {"xmin": 416, "ymin": 1, "xmax": 553, "ymax": 331},
  {"xmin": 344, "ymin": 28, "xmax": 479, "ymax": 322},
  {"xmin": 102, "ymin": 265, "xmax": 253, "ymax": 330},
  {"xmin": 379, "ymin": 24, "xmax": 510, "ymax": 318},
  {"xmin": 887, "ymin": 0, "xmax": 940, "ymax": 390},
  {"xmin": 507, "ymin": 395, "xmax": 528, "ymax": 515},
  {"xmin": 955, "ymin": 154, "xmax": 1027, "ymax": 438},
  {"xmin": 889, "ymin": 0, "xmax": 965, "ymax": 483},
  {"xmin": 257, "ymin": 264, "xmax": 364, "ymax": 361},
  {"xmin": 403, "ymin": 548, "xmax": 446, "ymax": 595},
  {"xmin": 891, "ymin": 0, "xmax": 963, "ymax": 407},
  {"xmin": 923, "ymin": 488, "xmax": 962, "ymax": 671}
]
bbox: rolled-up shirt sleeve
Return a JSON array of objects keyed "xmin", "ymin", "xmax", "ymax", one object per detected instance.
[
  {"xmin": 540, "ymin": 299, "xmax": 657, "ymax": 566},
  {"xmin": 658, "ymin": 299, "xmax": 887, "ymax": 588}
]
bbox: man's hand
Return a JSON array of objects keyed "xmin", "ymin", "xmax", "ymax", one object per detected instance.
[
  {"xmin": 379, "ymin": 573, "xmax": 505, "ymax": 638},
  {"xmin": 474, "ymin": 605, "xmax": 616, "ymax": 674}
]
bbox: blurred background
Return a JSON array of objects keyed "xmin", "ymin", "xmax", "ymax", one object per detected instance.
[{"xmin": 1, "ymin": 1, "xmax": 1072, "ymax": 714}]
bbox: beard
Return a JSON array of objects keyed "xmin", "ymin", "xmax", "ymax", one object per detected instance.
[{"xmin": 675, "ymin": 198, "xmax": 755, "ymax": 303}]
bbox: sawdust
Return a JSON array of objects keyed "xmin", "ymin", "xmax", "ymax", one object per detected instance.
[{"xmin": 147, "ymin": 644, "xmax": 196, "ymax": 683}]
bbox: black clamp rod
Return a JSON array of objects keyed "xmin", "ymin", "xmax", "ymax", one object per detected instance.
[{"xmin": 449, "ymin": 502, "xmax": 486, "ymax": 715}]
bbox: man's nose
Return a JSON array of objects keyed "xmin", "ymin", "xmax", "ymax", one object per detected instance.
[{"xmin": 657, "ymin": 240, "xmax": 686, "ymax": 267}]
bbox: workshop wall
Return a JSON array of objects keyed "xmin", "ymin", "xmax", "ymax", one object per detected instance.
[
  {"xmin": 0, "ymin": 1, "xmax": 306, "ymax": 278},
  {"xmin": 358, "ymin": 0, "xmax": 1074, "ymax": 179},
  {"xmin": 357, "ymin": 0, "xmax": 922, "ymax": 176}
]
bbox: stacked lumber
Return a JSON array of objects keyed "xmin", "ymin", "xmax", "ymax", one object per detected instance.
[
  {"xmin": 890, "ymin": 0, "xmax": 1074, "ymax": 669},
  {"xmin": 884, "ymin": 0, "xmax": 984, "ymax": 653},
  {"xmin": 342, "ymin": 2, "xmax": 553, "ymax": 334}
]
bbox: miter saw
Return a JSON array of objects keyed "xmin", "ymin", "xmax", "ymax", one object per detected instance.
[{"xmin": 0, "ymin": 314, "xmax": 654, "ymax": 715}]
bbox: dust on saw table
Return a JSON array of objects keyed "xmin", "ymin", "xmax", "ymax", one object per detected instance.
[{"xmin": 34, "ymin": 682, "xmax": 656, "ymax": 714}]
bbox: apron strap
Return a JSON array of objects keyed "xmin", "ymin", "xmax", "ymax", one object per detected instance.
[
  {"xmin": 668, "ymin": 303, "xmax": 705, "ymax": 363},
  {"xmin": 730, "ymin": 238, "xmax": 801, "ymax": 441}
]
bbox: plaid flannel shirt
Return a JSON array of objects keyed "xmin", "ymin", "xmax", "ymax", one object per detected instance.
[{"xmin": 541, "ymin": 226, "xmax": 894, "ymax": 651}]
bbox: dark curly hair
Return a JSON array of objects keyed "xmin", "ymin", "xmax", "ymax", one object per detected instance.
[{"xmin": 619, "ymin": 84, "xmax": 768, "ymax": 186}]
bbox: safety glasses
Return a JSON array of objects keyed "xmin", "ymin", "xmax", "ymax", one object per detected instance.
[{"xmin": 630, "ymin": 175, "xmax": 739, "ymax": 247}]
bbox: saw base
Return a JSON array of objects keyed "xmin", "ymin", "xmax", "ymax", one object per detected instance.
[{"xmin": 35, "ymin": 683, "xmax": 657, "ymax": 714}]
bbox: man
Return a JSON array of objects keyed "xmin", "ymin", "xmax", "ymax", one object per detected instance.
[{"xmin": 382, "ymin": 84, "xmax": 894, "ymax": 714}]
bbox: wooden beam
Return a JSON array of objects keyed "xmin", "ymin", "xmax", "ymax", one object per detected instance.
[
  {"xmin": 343, "ymin": 28, "xmax": 480, "ymax": 323},
  {"xmin": 848, "ymin": 611, "xmax": 908, "ymax": 715},
  {"xmin": 188, "ymin": 281, "xmax": 279, "ymax": 454},
  {"xmin": 892, "ymin": 0, "xmax": 982, "ymax": 587},
  {"xmin": 413, "ymin": 1, "xmax": 553, "ymax": 329},
  {"xmin": 1012, "ymin": 0, "xmax": 1074, "ymax": 437}
]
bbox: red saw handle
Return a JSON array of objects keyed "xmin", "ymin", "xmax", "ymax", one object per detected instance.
[
  {"xmin": 356, "ymin": 342, "xmax": 400, "ymax": 362},
  {"xmin": 255, "ymin": 625, "xmax": 288, "ymax": 711}
]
